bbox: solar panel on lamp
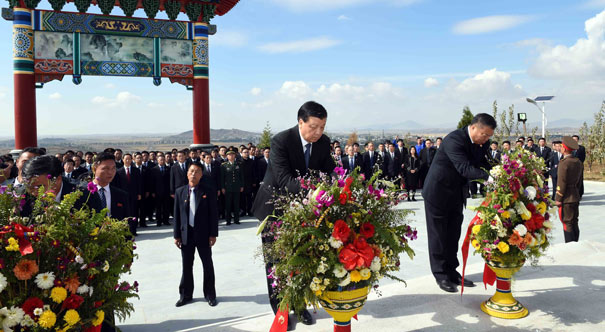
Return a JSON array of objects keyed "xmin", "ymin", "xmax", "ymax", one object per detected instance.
[{"xmin": 534, "ymin": 96, "xmax": 554, "ymax": 101}]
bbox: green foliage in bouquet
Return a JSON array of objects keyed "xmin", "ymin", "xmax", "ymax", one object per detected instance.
[
  {"xmin": 469, "ymin": 147, "xmax": 555, "ymax": 266},
  {"xmin": 0, "ymin": 182, "xmax": 138, "ymax": 331},
  {"xmin": 261, "ymin": 167, "xmax": 416, "ymax": 313}
]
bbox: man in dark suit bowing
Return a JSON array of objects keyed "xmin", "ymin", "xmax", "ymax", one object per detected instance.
[
  {"xmin": 423, "ymin": 113, "xmax": 496, "ymax": 293},
  {"xmin": 253, "ymin": 101, "xmax": 335, "ymax": 329},
  {"xmin": 174, "ymin": 161, "xmax": 218, "ymax": 308}
]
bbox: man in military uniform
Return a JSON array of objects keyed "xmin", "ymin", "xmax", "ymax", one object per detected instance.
[
  {"xmin": 555, "ymin": 136, "xmax": 583, "ymax": 243},
  {"xmin": 221, "ymin": 148, "xmax": 244, "ymax": 225}
]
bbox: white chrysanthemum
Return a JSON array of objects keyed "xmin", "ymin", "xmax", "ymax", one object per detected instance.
[
  {"xmin": 370, "ymin": 257, "xmax": 381, "ymax": 272},
  {"xmin": 491, "ymin": 217, "xmax": 507, "ymax": 237},
  {"xmin": 88, "ymin": 286, "xmax": 94, "ymax": 296},
  {"xmin": 525, "ymin": 186, "xmax": 537, "ymax": 200},
  {"xmin": 328, "ymin": 236, "xmax": 343, "ymax": 249},
  {"xmin": 507, "ymin": 209, "xmax": 516, "ymax": 217},
  {"xmin": 514, "ymin": 224, "xmax": 528, "ymax": 236},
  {"xmin": 102, "ymin": 261, "xmax": 109, "ymax": 272},
  {"xmin": 323, "ymin": 278, "xmax": 330, "ymax": 285},
  {"xmin": 338, "ymin": 273, "xmax": 351, "ymax": 287},
  {"xmin": 75, "ymin": 255, "xmax": 84, "ymax": 264},
  {"xmin": 489, "ymin": 166, "xmax": 502, "ymax": 178},
  {"xmin": 0, "ymin": 272, "xmax": 7, "ymax": 293},
  {"xmin": 317, "ymin": 261, "xmax": 328, "ymax": 274},
  {"xmin": 33, "ymin": 308, "xmax": 44, "ymax": 316},
  {"xmin": 4, "ymin": 306, "xmax": 25, "ymax": 329},
  {"xmin": 77, "ymin": 285, "xmax": 90, "ymax": 295},
  {"xmin": 333, "ymin": 265, "xmax": 347, "ymax": 278},
  {"xmin": 34, "ymin": 272, "xmax": 55, "ymax": 290},
  {"xmin": 21, "ymin": 314, "xmax": 35, "ymax": 327},
  {"xmin": 312, "ymin": 277, "xmax": 321, "ymax": 284},
  {"xmin": 309, "ymin": 282, "xmax": 320, "ymax": 291}
]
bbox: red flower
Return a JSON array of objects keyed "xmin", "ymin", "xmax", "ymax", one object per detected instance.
[
  {"xmin": 22, "ymin": 297, "xmax": 44, "ymax": 318},
  {"xmin": 62, "ymin": 294, "xmax": 84, "ymax": 310},
  {"xmin": 525, "ymin": 213, "xmax": 545, "ymax": 232},
  {"xmin": 526, "ymin": 203, "xmax": 536, "ymax": 213},
  {"xmin": 332, "ymin": 220, "xmax": 350, "ymax": 243},
  {"xmin": 339, "ymin": 193, "xmax": 348, "ymax": 205},
  {"xmin": 338, "ymin": 237, "xmax": 375, "ymax": 271},
  {"xmin": 360, "ymin": 223, "xmax": 375, "ymax": 238}
]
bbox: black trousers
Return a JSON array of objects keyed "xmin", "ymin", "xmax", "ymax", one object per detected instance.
[
  {"xmin": 225, "ymin": 191, "xmax": 240, "ymax": 222},
  {"xmin": 155, "ymin": 194, "xmax": 171, "ymax": 224},
  {"xmin": 560, "ymin": 203, "xmax": 580, "ymax": 243},
  {"xmin": 179, "ymin": 231, "xmax": 216, "ymax": 300},
  {"xmin": 425, "ymin": 198, "xmax": 464, "ymax": 282},
  {"xmin": 240, "ymin": 188, "xmax": 254, "ymax": 214},
  {"xmin": 218, "ymin": 192, "xmax": 226, "ymax": 219},
  {"xmin": 261, "ymin": 229, "xmax": 280, "ymax": 314},
  {"xmin": 551, "ymin": 177, "xmax": 558, "ymax": 198}
]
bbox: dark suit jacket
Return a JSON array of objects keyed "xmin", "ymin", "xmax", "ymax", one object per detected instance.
[
  {"xmin": 173, "ymin": 183, "xmax": 219, "ymax": 246},
  {"xmin": 134, "ymin": 164, "xmax": 151, "ymax": 196},
  {"xmin": 362, "ymin": 151, "xmax": 381, "ymax": 179},
  {"xmin": 423, "ymin": 127, "xmax": 490, "ymax": 207},
  {"xmin": 252, "ymin": 125, "xmax": 335, "ymax": 221},
  {"xmin": 549, "ymin": 152, "xmax": 562, "ymax": 179},
  {"xmin": 573, "ymin": 145, "xmax": 586, "ymax": 163},
  {"xmin": 384, "ymin": 152, "xmax": 401, "ymax": 178},
  {"xmin": 72, "ymin": 166, "xmax": 88, "ymax": 179},
  {"xmin": 170, "ymin": 162, "xmax": 189, "ymax": 195},
  {"xmin": 89, "ymin": 185, "xmax": 130, "ymax": 220},
  {"xmin": 342, "ymin": 155, "xmax": 361, "ymax": 174},
  {"xmin": 202, "ymin": 163, "xmax": 221, "ymax": 192},
  {"xmin": 241, "ymin": 158, "xmax": 256, "ymax": 189},
  {"xmin": 488, "ymin": 149, "xmax": 502, "ymax": 163},
  {"xmin": 254, "ymin": 157, "xmax": 269, "ymax": 184},
  {"xmin": 117, "ymin": 166, "xmax": 142, "ymax": 217},
  {"xmin": 20, "ymin": 178, "xmax": 101, "ymax": 218},
  {"xmin": 419, "ymin": 147, "xmax": 437, "ymax": 171},
  {"xmin": 150, "ymin": 165, "xmax": 171, "ymax": 197}
]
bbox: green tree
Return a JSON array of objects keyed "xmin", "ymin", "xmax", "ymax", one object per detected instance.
[
  {"xmin": 584, "ymin": 101, "xmax": 605, "ymax": 171},
  {"xmin": 259, "ymin": 121, "xmax": 272, "ymax": 149},
  {"xmin": 457, "ymin": 106, "xmax": 474, "ymax": 129}
]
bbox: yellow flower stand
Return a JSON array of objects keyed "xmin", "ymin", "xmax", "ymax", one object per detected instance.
[
  {"xmin": 481, "ymin": 260, "xmax": 529, "ymax": 319},
  {"xmin": 319, "ymin": 286, "xmax": 371, "ymax": 332}
]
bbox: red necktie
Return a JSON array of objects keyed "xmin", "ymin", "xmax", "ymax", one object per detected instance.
[{"xmin": 126, "ymin": 167, "xmax": 131, "ymax": 182}]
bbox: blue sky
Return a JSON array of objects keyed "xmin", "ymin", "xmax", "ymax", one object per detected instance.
[{"xmin": 1, "ymin": 0, "xmax": 604, "ymax": 136}]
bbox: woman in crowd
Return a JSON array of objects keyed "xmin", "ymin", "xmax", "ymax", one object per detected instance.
[{"xmin": 405, "ymin": 146, "xmax": 420, "ymax": 201}]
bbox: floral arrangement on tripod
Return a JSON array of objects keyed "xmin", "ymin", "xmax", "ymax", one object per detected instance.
[
  {"xmin": 260, "ymin": 167, "xmax": 417, "ymax": 313},
  {"xmin": 0, "ymin": 181, "xmax": 138, "ymax": 331}
]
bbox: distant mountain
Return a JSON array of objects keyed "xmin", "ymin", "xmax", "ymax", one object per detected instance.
[
  {"xmin": 358, "ymin": 120, "xmax": 427, "ymax": 130},
  {"xmin": 162, "ymin": 129, "xmax": 261, "ymax": 143}
]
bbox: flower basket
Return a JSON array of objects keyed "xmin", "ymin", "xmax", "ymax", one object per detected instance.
[
  {"xmin": 319, "ymin": 286, "xmax": 370, "ymax": 332},
  {"xmin": 480, "ymin": 259, "xmax": 528, "ymax": 319}
]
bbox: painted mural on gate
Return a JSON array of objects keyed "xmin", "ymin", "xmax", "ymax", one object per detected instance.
[{"xmin": 80, "ymin": 34, "xmax": 153, "ymax": 63}]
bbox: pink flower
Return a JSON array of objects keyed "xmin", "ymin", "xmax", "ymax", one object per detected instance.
[{"xmin": 87, "ymin": 182, "xmax": 98, "ymax": 194}]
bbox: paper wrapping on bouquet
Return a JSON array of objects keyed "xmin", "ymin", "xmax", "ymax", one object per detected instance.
[
  {"xmin": 461, "ymin": 213, "xmax": 496, "ymax": 295},
  {"xmin": 270, "ymin": 306, "xmax": 289, "ymax": 332}
]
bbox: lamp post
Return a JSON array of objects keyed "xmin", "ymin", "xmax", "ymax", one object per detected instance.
[{"xmin": 526, "ymin": 96, "xmax": 554, "ymax": 138}]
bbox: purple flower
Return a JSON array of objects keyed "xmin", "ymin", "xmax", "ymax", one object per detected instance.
[
  {"xmin": 337, "ymin": 179, "xmax": 345, "ymax": 187},
  {"xmin": 334, "ymin": 166, "xmax": 346, "ymax": 177},
  {"xmin": 87, "ymin": 182, "xmax": 98, "ymax": 194},
  {"xmin": 47, "ymin": 174, "xmax": 52, "ymax": 179},
  {"xmin": 0, "ymin": 185, "xmax": 7, "ymax": 195}
]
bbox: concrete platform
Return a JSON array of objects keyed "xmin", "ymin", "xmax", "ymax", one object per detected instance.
[{"xmin": 120, "ymin": 181, "xmax": 605, "ymax": 332}]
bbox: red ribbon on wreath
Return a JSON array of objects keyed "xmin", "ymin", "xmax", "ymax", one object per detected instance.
[
  {"xmin": 0, "ymin": 223, "xmax": 35, "ymax": 256},
  {"xmin": 461, "ymin": 214, "xmax": 496, "ymax": 295}
]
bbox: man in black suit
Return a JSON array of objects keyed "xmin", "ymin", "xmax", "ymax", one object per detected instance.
[
  {"xmin": 419, "ymin": 138, "xmax": 437, "ymax": 187},
  {"xmin": 150, "ymin": 155, "xmax": 171, "ymax": 227},
  {"xmin": 62, "ymin": 158, "xmax": 77, "ymax": 183},
  {"xmin": 535, "ymin": 138, "xmax": 552, "ymax": 186},
  {"xmin": 240, "ymin": 147, "xmax": 256, "ymax": 217},
  {"xmin": 255, "ymin": 147, "xmax": 270, "ymax": 185},
  {"xmin": 252, "ymin": 101, "xmax": 335, "ymax": 329},
  {"xmin": 489, "ymin": 141, "xmax": 502, "ymax": 163},
  {"xmin": 342, "ymin": 146, "xmax": 361, "ymax": 174},
  {"xmin": 71, "ymin": 155, "xmax": 87, "ymax": 179},
  {"xmin": 362, "ymin": 141, "xmax": 380, "ymax": 180},
  {"xmin": 550, "ymin": 140, "xmax": 563, "ymax": 197},
  {"xmin": 91, "ymin": 152, "xmax": 131, "ymax": 222},
  {"xmin": 384, "ymin": 143, "xmax": 401, "ymax": 183},
  {"xmin": 423, "ymin": 113, "xmax": 496, "ymax": 293},
  {"xmin": 171, "ymin": 150, "xmax": 190, "ymax": 196},
  {"xmin": 202, "ymin": 154, "xmax": 221, "ymax": 192},
  {"xmin": 174, "ymin": 162, "xmax": 218, "ymax": 308},
  {"xmin": 117, "ymin": 153, "xmax": 143, "ymax": 236}
]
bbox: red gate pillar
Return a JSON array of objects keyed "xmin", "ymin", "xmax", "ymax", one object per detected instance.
[
  {"xmin": 192, "ymin": 22, "xmax": 210, "ymax": 147},
  {"xmin": 12, "ymin": 7, "xmax": 37, "ymax": 150}
]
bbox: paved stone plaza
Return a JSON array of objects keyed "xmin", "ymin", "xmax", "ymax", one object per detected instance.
[{"xmin": 120, "ymin": 181, "xmax": 605, "ymax": 332}]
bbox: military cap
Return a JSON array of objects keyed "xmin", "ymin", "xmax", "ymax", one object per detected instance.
[
  {"xmin": 226, "ymin": 147, "xmax": 237, "ymax": 155},
  {"xmin": 561, "ymin": 136, "xmax": 579, "ymax": 151}
]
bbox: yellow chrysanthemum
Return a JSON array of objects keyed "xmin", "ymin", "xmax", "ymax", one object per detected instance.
[
  {"xmin": 350, "ymin": 270, "xmax": 362, "ymax": 282},
  {"xmin": 472, "ymin": 225, "xmax": 481, "ymax": 235},
  {"xmin": 50, "ymin": 286, "xmax": 68, "ymax": 303},
  {"xmin": 90, "ymin": 227, "xmax": 99, "ymax": 236},
  {"xmin": 537, "ymin": 202, "xmax": 547, "ymax": 215},
  {"xmin": 64, "ymin": 309, "xmax": 80, "ymax": 326},
  {"xmin": 471, "ymin": 239, "xmax": 480, "ymax": 249},
  {"xmin": 314, "ymin": 290, "xmax": 322, "ymax": 296},
  {"xmin": 92, "ymin": 310, "xmax": 105, "ymax": 326},
  {"xmin": 497, "ymin": 242, "xmax": 510, "ymax": 253},
  {"xmin": 521, "ymin": 212, "xmax": 532, "ymax": 221},
  {"xmin": 501, "ymin": 211, "xmax": 511, "ymax": 219},
  {"xmin": 5, "ymin": 237, "xmax": 19, "ymax": 251},
  {"xmin": 38, "ymin": 310, "xmax": 57, "ymax": 328}
]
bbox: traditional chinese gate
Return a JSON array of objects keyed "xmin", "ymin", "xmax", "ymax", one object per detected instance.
[{"xmin": 4, "ymin": 0, "xmax": 238, "ymax": 155}]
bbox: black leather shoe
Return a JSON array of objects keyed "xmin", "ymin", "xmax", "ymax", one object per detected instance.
[
  {"xmin": 437, "ymin": 279, "xmax": 458, "ymax": 293},
  {"xmin": 451, "ymin": 276, "xmax": 476, "ymax": 287},
  {"xmin": 226, "ymin": 221, "xmax": 231, "ymax": 225},
  {"xmin": 175, "ymin": 297, "xmax": 192, "ymax": 307},
  {"xmin": 234, "ymin": 220, "xmax": 241, "ymax": 224},
  {"xmin": 300, "ymin": 309, "xmax": 313, "ymax": 325},
  {"xmin": 286, "ymin": 315, "xmax": 294, "ymax": 331},
  {"xmin": 208, "ymin": 298, "xmax": 217, "ymax": 307}
]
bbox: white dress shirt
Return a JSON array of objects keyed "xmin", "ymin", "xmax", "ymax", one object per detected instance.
[
  {"xmin": 96, "ymin": 183, "xmax": 111, "ymax": 216},
  {"xmin": 299, "ymin": 128, "xmax": 312, "ymax": 156},
  {"xmin": 189, "ymin": 187, "xmax": 196, "ymax": 227}
]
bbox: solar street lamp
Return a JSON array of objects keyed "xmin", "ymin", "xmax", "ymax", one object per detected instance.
[{"xmin": 526, "ymin": 96, "xmax": 554, "ymax": 138}]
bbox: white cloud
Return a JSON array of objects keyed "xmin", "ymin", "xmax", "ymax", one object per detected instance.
[
  {"xmin": 211, "ymin": 30, "xmax": 248, "ymax": 47},
  {"xmin": 337, "ymin": 14, "xmax": 352, "ymax": 21},
  {"xmin": 272, "ymin": 0, "xmax": 420, "ymax": 12},
  {"xmin": 582, "ymin": 0, "xmax": 605, "ymax": 9},
  {"xmin": 250, "ymin": 87, "xmax": 262, "ymax": 96},
  {"xmin": 104, "ymin": 83, "xmax": 115, "ymax": 89},
  {"xmin": 278, "ymin": 81, "xmax": 313, "ymax": 99},
  {"xmin": 453, "ymin": 15, "xmax": 535, "ymax": 35},
  {"xmin": 49, "ymin": 92, "xmax": 62, "ymax": 100},
  {"xmin": 91, "ymin": 92, "xmax": 142, "ymax": 108},
  {"xmin": 446, "ymin": 68, "xmax": 525, "ymax": 100},
  {"xmin": 258, "ymin": 36, "xmax": 341, "ymax": 53},
  {"xmin": 424, "ymin": 77, "xmax": 439, "ymax": 87},
  {"xmin": 528, "ymin": 10, "xmax": 605, "ymax": 79}
]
